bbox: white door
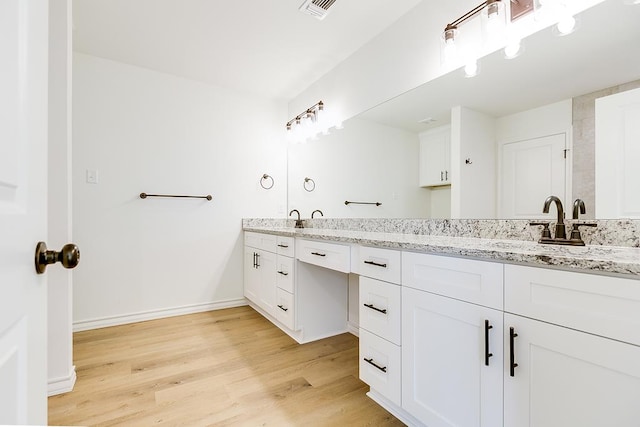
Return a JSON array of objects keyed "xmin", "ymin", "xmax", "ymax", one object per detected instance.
[
  {"xmin": 244, "ymin": 246, "xmax": 260, "ymax": 303},
  {"xmin": 257, "ymin": 250, "xmax": 277, "ymax": 316},
  {"xmin": 402, "ymin": 288, "xmax": 504, "ymax": 427},
  {"xmin": 595, "ymin": 87, "xmax": 640, "ymax": 219},
  {"xmin": 504, "ymin": 313, "xmax": 640, "ymax": 427},
  {"xmin": 0, "ymin": 1, "xmax": 49, "ymax": 424},
  {"xmin": 500, "ymin": 134, "xmax": 566, "ymax": 218}
]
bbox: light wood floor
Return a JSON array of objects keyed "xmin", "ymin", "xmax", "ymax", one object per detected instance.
[{"xmin": 48, "ymin": 306, "xmax": 405, "ymax": 426}]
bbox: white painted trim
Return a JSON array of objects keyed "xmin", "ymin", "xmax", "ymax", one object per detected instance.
[
  {"xmin": 73, "ymin": 299, "xmax": 248, "ymax": 332},
  {"xmin": 367, "ymin": 390, "xmax": 424, "ymax": 427},
  {"xmin": 47, "ymin": 366, "xmax": 76, "ymax": 396},
  {"xmin": 347, "ymin": 321, "xmax": 359, "ymax": 337}
]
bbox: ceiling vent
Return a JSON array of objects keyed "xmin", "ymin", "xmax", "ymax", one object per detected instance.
[{"xmin": 298, "ymin": 0, "xmax": 337, "ymax": 20}]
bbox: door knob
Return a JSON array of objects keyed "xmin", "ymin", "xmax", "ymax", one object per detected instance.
[{"xmin": 34, "ymin": 242, "xmax": 80, "ymax": 274}]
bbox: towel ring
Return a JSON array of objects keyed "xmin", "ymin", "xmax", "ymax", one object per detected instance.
[
  {"xmin": 303, "ymin": 177, "xmax": 316, "ymax": 192},
  {"xmin": 260, "ymin": 174, "xmax": 274, "ymax": 190}
]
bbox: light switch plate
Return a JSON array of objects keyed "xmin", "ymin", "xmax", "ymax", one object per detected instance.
[{"xmin": 86, "ymin": 169, "xmax": 98, "ymax": 184}]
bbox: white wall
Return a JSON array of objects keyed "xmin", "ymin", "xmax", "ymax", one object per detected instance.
[
  {"xmin": 72, "ymin": 54, "xmax": 287, "ymax": 329},
  {"xmin": 48, "ymin": 0, "xmax": 75, "ymax": 395},
  {"xmin": 451, "ymin": 106, "xmax": 496, "ymax": 219},
  {"xmin": 288, "ymin": 117, "xmax": 429, "ymax": 218}
]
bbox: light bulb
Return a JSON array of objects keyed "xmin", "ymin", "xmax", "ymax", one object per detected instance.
[
  {"xmin": 556, "ymin": 14, "xmax": 576, "ymax": 35},
  {"xmin": 464, "ymin": 59, "xmax": 478, "ymax": 78},
  {"xmin": 504, "ymin": 40, "xmax": 521, "ymax": 59}
]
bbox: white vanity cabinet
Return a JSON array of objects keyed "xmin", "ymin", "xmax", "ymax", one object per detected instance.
[
  {"xmin": 357, "ymin": 246, "xmax": 403, "ymax": 407},
  {"xmin": 401, "ymin": 252, "xmax": 504, "ymax": 427},
  {"xmin": 244, "ymin": 232, "xmax": 278, "ymax": 316},
  {"xmin": 503, "ymin": 265, "xmax": 640, "ymax": 427},
  {"xmin": 419, "ymin": 125, "xmax": 451, "ymax": 187},
  {"xmin": 274, "ymin": 236, "xmax": 296, "ymax": 329}
]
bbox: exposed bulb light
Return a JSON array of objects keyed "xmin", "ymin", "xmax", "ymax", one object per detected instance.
[
  {"xmin": 464, "ymin": 59, "xmax": 479, "ymax": 77},
  {"xmin": 556, "ymin": 14, "xmax": 576, "ymax": 35},
  {"xmin": 504, "ymin": 39, "xmax": 522, "ymax": 59},
  {"xmin": 483, "ymin": 0, "xmax": 506, "ymax": 46},
  {"xmin": 286, "ymin": 101, "xmax": 341, "ymax": 143}
]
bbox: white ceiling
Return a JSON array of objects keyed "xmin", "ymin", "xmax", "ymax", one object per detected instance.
[{"xmin": 72, "ymin": 0, "xmax": 423, "ymax": 101}]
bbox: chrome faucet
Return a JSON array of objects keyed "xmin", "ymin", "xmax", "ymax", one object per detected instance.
[
  {"xmin": 311, "ymin": 209, "xmax": 323, "ymax": 219},
  {"xmin": 289, "ymin": 209, "xmax": 304, "ymax": 228},
  {"xmin": 542, "ymin": 195, "xmax": 566, "ymax": 240}
]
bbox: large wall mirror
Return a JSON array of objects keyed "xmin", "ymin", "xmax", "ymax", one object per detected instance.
[{"xmin": 287, "ymin": 0, "xmax": 640, "ymax": 220}]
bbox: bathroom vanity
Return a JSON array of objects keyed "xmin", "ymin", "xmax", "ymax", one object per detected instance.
[{"xmin": 243, "ymin": 220, "xmax": 640, "ymax": 427}]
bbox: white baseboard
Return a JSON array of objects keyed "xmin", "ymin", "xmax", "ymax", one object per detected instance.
[
  {"xmin": 48, "ymin": 366, "xmax": 77, "ymax": 396},
  {"xmin": 73, "ymin": 298, "xmax": 248, "ymax": 332},
  {"xmin": 347, "ymin": 321, "xmax": 359, "ymax": 337}
]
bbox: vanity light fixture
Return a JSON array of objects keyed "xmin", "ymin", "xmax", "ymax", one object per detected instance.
[
  {"xmin": 286, "ymin": 100, "xmax": 344, "ymax": 143},
  {"xmin": 442, "ymin": 0, "xmax": 507, "ymax": 73}
]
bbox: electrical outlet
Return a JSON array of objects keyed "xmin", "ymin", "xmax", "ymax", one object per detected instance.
[{"xmin": 86, "ymin": 169, "xmax": 98, "ymax": 184}]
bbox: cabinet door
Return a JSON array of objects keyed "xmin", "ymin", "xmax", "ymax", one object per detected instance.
[
  {"xmin": 256, "ymin": 249, "xmax": 277, "ymax": 316},
  {"xmin": 419, "ymin": 127, "xmax": 451, "ymax": 187},
  {"xmin": 402, "ymin": 288, "xmax": 503, "ymax": 427},
  {"xmin": 244, "ymin": 247, "xmax": 260, "ymax": 304},
  {"xmin": 504, "ymin": 313, "xmax": 640, "ymax": 427}
]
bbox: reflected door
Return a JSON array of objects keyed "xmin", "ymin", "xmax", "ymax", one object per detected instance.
[
  {"xmin": 595, "ymin": 87, "xmax": 640, "ymax": 219},
  {"xmin": 500, "ymin": 134, "xmax": 566, "ymax": 219},
  {"xmin": 0, "ymin": 0, "xmax": 49, "ymax": 424}
]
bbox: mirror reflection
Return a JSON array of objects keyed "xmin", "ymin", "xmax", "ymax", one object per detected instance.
[{"xmin": 287, "ymin": 1, "xmax": 640, "ymax": 220}]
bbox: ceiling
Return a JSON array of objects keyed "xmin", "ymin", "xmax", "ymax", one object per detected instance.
[{"xmin": 72, "ymin": 0, "xmax": 423, "ymax": 101}]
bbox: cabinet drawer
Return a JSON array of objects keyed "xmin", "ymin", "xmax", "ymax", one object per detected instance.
[
  {"xmin": 360, "ymin": 277, "xmax": 401, "ymax": 345},
  {"xmin": 359, "ymin": 329, "xmax": 401, "ymax": 407},
  {"xmin": 245, "ymin": 231, "xmax": 277, "ymax": 252},
  {"xmin": 505, "ymin": 264, "xmax": 640, "ymax": 346},
  {"xmin": 276, "ymin": 236, "xmax": 295, "ymax": 257},
  {"xmin": 276, "ymin": 255, "xmax": 294, "ymax": 294},
  {"xmin": 275, "ymin": 288, "xmax": 296, "ymax": 331},
  {"xmin": 358, "ymin": 246, "xmax": 401, "ymax": 284},
  {"xmin": 402, "ymin": 251, "xmax": 503, "ymax": 310},
  {"xmin": 296, "ymin": 239, "xmax": 350, "ymax": 273}
]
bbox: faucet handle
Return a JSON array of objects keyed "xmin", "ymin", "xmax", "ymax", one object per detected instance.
[
  {"xmin": 569, "ymin": 222, "xmax": 597, "ymax": 244},
  {"xmin": 529, "ymin": 221, "xmax": 552, "ymax": 240}
]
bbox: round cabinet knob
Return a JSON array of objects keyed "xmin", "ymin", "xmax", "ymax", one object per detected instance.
[{"xmin": 35, "ymin": 242, "xmax": 80, "ymax": 274}]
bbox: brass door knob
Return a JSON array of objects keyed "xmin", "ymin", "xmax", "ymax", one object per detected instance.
[{"xmin": 35, "ymin": 242, "xmax": 80, "ymax": 274}]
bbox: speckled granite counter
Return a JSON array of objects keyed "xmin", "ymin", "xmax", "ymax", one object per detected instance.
[{"xmin": 243, "ymin": 222, "xmax": 640, "ymax": 278}]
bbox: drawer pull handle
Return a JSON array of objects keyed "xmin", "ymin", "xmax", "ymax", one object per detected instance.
[
  {"xmin": 277, "ymin": 244, "xmax": 289, "ymax": 248},
  {"xmin": 484, "ymin": 320, "xmax": 493, "ymax": 366},
  {"xmin": 311, "ymin": 252, "xmax": 326, "ymax": 257},
  {"xmin": 277, "ymin": 304, "xmax": 288, "ymax": 312},
  {"xmin": 364, "ymin": 260, "xmax": 387, "ymax": 268},
  {"xmin": 363, "ymin": 303, "xmax": 387, "ymax": 314},
  {"xmin": 253, "ymin": 252, "xmax": 257, "ymax": 269},
  {"xmin": 364, "ymin": 358, "xmax": 387, "ymax": 373},
  {"xmin": 510, "ymin": 327, "xmax": 518, "ymax": 377},
  {"xmin": 277, "ymin": 271, "xmax": 289, "ymax": 276}
]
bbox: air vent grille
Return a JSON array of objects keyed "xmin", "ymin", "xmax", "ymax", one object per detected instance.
[{"xmin": 299, "ymin": 0, "xmax": 337, "ymax": 20}]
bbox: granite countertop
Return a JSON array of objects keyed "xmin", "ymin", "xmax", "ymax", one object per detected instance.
[{"xmin": 243, "ymin": 226, "xmax": 640, "ymax": 278}]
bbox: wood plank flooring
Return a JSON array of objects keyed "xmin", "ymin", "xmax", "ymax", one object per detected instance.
[{"xmin": 48, "ymin": 306, "xmax": 405, "ymax": 426}]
